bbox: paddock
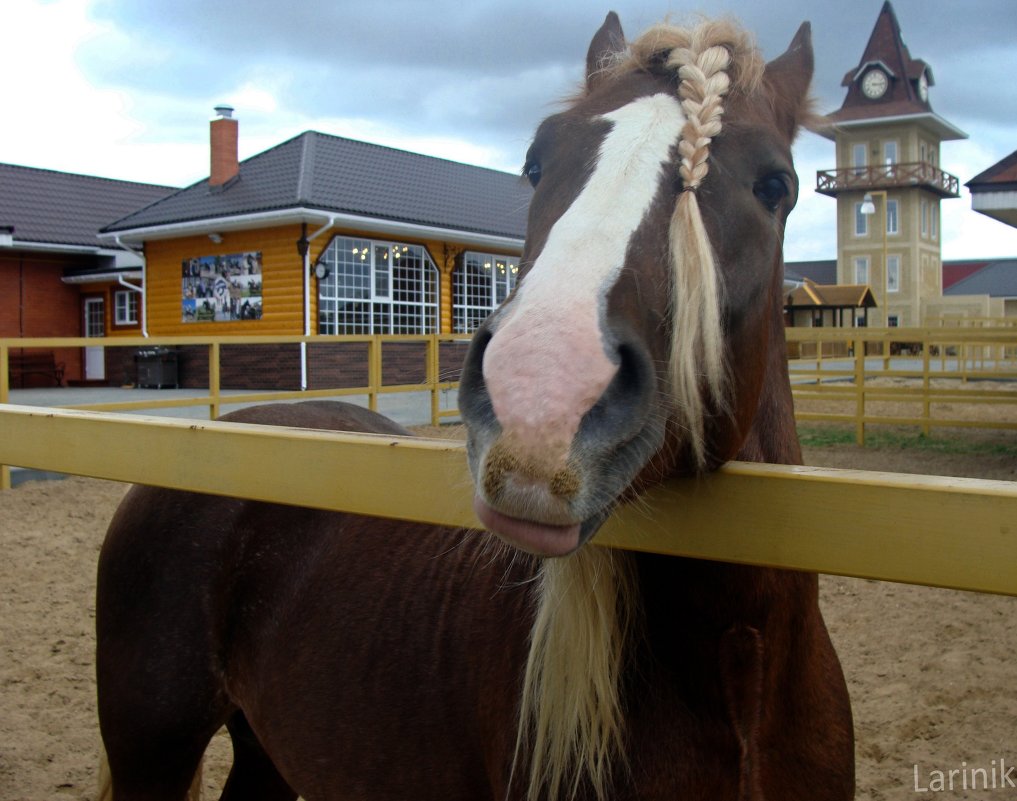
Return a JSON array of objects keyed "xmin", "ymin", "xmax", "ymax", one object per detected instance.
[{"xmin": 1, "ymin": 430, "xmax": 1015, "ymax": 801}]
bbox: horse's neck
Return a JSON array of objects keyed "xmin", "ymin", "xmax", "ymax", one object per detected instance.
[{"xmin": 633, "ymin": 288, "xmax": 812, "ymax": 653}]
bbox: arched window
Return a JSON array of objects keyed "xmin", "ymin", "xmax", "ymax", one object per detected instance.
[
  {"xmin": 453, "ymin": 251, "xmax": 519, "ymax": 333},
  {"xmin": 316, "ymin": 236, "xmax": 439, "ymax": 334}
]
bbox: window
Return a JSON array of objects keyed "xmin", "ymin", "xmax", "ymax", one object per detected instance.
[
  {"xmin": 886, "ymin": 199, "xmax": 899, "ymax": 235},
  {"xmin": 883, "ymin": 141, "xmax": 898, "ymax": 178},
  {"xmin": 316, "ymin": 236, "xmax": 438, "ymax": 334},
  {"xmin": 931, "ymin": 204, "xmax": 939, "ymax": 240},
  {"xmin": 887, "ymin": 255, "xmax": 900, "ymax": 293},
  {"xmin": 851, "ymin": 143, "xmax": 867, "ymax": 176},
  {"xmin": 453, "ymin": 252, "xmax": 520, "ymax": 333},
  {"xmin": 854, "ymin": 203, "xmax": 868, "ymax": 236},
  {"xmin": 854, "ymin": 256, "xmax": 869, "ymax": 285},
  {"xmin": 921, "ymin": 199, "xmax": 929, "ymax": 237},
  {"xmin": 114, "ymin": 290, "xmax": 138, "ymax": 325},
  {"xmin": 888, "ymin": 315, "xmax": 899, "ymax": 328}
]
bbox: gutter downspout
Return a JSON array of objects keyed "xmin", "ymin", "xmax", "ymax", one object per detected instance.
[
  {"xmin": 297, "ymin": 216, "xmax": 336, "ymax": 390},
  {"xmin": 115, "ymin": 236, "xmax": 148, "ymax": 337}
]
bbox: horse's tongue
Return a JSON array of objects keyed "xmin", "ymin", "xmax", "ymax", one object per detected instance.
[{"xmin": 473, "ymin": 496, "xmax": 581, "ymax": 557}]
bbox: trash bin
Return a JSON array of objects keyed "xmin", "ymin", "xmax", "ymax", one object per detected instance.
[{"xmin": 135, "ymin": 347, "xmax": 179, "ymax": 389}]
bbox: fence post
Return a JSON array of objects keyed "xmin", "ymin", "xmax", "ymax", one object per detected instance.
[
  {"xmin": 854, "ymin": 338, "xmax": 865, "ymax": 447},
  {"xmin": 921, "ymin": 333, "xmax": 931, "ymax": 437},
  {"xmin": 428, "ymin": 335, "xmax": 440, "ymax": 427},
  {"xmin": 368, "ymin": 337, "xmax": 380, "ymax": 412},
  {"xmin": 1, "ymin": 342, "xmax": 9, "ymax": 489},
  {"xmin": 209, "ymin": 341, "xmax": 221, "ymax": 420}
]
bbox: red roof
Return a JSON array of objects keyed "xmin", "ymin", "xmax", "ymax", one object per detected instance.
[{"xmin": 942, "ymin": 261, "xmax": 989, "ymax": 290}]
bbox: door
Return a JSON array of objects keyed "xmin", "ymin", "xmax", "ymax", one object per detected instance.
[{"xmin": 84, "ymin": 298, "xmax": 105, "ymax": 381}]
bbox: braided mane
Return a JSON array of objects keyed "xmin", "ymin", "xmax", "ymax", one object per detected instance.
[
  {"xmin": 614, "ymin": 21, "xmax": 764, "ymax": 466},
  {"xmin": 515, "ymin": 19, "xmax": 767, "ymax": 801}
]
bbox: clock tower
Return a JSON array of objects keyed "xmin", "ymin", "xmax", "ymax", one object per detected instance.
[{"xmin": 817, "ymin": 1, "xmax": 966, "ymax": 327}]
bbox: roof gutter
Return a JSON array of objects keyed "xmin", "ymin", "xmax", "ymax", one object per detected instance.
[
  {"xmin": 115, "ymin": 235, "xmax": 149, "ymax": 338},
  {"xmin": 299, "ymin": 216, "xmax": 337, "ymax": 389},
  {"xmin": 99, "ymin": 207, "xmax": 525, "ymax": 253},
  {"xmin": 61, "ymin": 270, "xmax": 143, "ymax": 284}
]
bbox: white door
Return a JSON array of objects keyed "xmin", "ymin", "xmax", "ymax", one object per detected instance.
[{"xmin": 84, "ymin": 298, "xmax": 105, "ymax": 381}]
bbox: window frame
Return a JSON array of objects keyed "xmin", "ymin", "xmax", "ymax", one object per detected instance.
[
  {"xmin": 453, "ymin": 251, "xmax": 520, "ymax": 333},
  {"xmin": 854, "ymin": 202, "xmax": 869, "ymax": 237},
  {"xmin": 854, "ymin": 256, "xmax": 870, "ymax": 285},
  {"xmin": 315, "ymin": 235, "xmax": 439, "ymax": 335},
  {"xmin": 113, "ymin": 289, "xmax": 139, "ymax": 326},
  {"xmin": 886, "ymin": 198, "xmax": 899, "ymax": 235},
  {"xmin": 887, "ymin": 254, "xmax": 901, "ymax": 293}
]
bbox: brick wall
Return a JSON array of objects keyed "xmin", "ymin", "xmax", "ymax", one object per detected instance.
[
  {"xmin": 108, "ymin": 340, "xmax": 470, "ymax": 393},
  {"xmin": 1, "ymin": 252, "xmax": 90, "ymax": 383}
]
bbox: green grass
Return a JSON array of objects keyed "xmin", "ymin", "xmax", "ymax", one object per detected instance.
[{"xmin": 796, "ymin": 423, "xmax": 1017, "ymax": 457}]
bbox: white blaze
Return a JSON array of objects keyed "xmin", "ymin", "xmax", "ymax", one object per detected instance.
[{"xmin": 483, "ymin": 93, "xmax": 686, "ymax": 458}]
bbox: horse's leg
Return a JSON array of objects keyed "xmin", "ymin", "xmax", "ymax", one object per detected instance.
[
  {"xmin": 96, "ymin": 489, "xmax": 236, "ymax": 801},
  {"xmin": 219, "ymin": 712, "xmax": 297, "ymax": 801},
  {"xmin": 97, "ymin": 750, "xmax": 204, "ymax": 801},
  {"xmin": 98, "ymin": 692, "xmax": 223, "ymax": 801}
]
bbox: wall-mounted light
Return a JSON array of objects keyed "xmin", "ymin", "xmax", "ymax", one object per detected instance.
[{"xmin": 209, "ymin": 233, "xmax": 223, "ymax": 244}]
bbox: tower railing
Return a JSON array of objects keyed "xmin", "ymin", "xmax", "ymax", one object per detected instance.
[{"xmin": 816, "ymin": 162, "xmax": 960, "ymax": 198}]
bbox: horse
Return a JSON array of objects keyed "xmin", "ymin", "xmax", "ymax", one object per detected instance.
[{"xmin": 95, "ymin": 12, "xmax": 854, "ymax": 801}]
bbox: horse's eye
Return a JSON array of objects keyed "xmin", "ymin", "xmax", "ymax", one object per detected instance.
[
  {"xmin": 524, "ymin": 161, "xmax": 542, "ymax": 188},
  {"xmin": 753, "ymin": 174, "xmax": 791, "ymax": 212}
]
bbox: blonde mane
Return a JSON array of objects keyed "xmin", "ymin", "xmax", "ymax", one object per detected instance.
[
  {"xmin": 516, "ymin": 19, "xmax": 765, "ymax": 801},
  {"xmin": 617, "ymin": 19, "xmax": 764, "ymax": 467}
]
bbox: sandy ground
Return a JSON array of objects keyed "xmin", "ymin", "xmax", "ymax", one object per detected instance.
[{"xmin": 1, "ymin": 428, "xmax": 1015, "ymax": 800}]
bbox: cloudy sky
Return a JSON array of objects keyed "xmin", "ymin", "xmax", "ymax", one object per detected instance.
[{"xmin": 4, "ymin": 0, "xmax": 1017, "ymax": 261}]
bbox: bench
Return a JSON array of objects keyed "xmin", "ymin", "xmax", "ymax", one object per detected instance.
[{"xmin": 8, "ymin": 352, "xmax": 66, "ymax": 388}]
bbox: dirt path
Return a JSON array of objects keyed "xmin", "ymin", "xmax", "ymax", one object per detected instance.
[{"xmin": 1, "ymin": 432, "xmax": 1014, "ymax": 800}]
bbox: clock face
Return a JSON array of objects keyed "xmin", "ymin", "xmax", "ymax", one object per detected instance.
[
  {"xmin": 918, "ymin": 73, "xmax": 929, "ymax": 101},
  {"xmin": 862, "ymin": 69, "xmax": 888, "ymax": 99}
]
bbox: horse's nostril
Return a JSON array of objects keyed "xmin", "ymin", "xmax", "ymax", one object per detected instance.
[
  {"xmin": 460, "ymin": 326, "xmax": 497, "ymax": 429},
  {"xmin": 580, "ymin": 341, "xmax": 654, "ymax": 441}
]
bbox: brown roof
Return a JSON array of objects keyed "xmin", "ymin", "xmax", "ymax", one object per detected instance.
[
  {"xmin": 828, "ymin": 1, "xmax": 933, "ymax": 123},
  {"xmin": 967, "ymin": 150, "xmax": 1017, "ymax": 189},
  {"xmin": 787, "ymin": 282, "xmax": 877, "ymax": 309}
]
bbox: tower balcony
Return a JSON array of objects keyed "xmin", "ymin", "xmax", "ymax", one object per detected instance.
[{"xmin": 816, "ymin": 162, "xmax": 960, "ymax": 199}]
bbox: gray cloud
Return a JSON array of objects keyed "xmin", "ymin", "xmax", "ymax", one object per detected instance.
[{"xmin": 79, "ymin": 0, "xmax": 1017, "ymax": 175}]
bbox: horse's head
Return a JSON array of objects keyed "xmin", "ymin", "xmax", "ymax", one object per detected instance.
[{"xmin": 460, "ymin": 13, "xmax": 813, "ymax": 557}]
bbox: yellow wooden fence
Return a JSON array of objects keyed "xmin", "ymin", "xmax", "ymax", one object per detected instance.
[
  {"xmin": 1, "ymin": 333, "xmax": 468, "ymax": 423},
  {"xmin": 786, "ymin": 326, "xmax": 1017, "ymax": 444},
  {"xmin": 0, "ymin": 404, "xmax": 1015, "ymax": 597},
  {"xmin": 2, "ymin": 327, "xmax": 1016, "ymax": 599}
]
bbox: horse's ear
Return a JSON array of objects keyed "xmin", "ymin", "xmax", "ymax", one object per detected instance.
[
  {"xmin": 586, "ymin": 11, "xmax": 625, "ymax": 92},
  {"xmin": 764, "ymin": 21, "xmax": 815, "ymax": 138}
]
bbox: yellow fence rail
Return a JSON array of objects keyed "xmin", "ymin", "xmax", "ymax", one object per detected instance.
[
  {"xmin": 786, "ymin": 326, "xmax": 1017, "ymax": 445},
  {"xmin": 0, "ymin": 333, "xmax": 469, "ymax": 423},
  {"xmin": 0, "ymin": 405, "xmax": 1014, "ymax": 596}
]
